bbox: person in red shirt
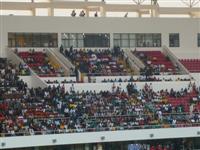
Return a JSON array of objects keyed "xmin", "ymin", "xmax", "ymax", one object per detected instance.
[{"xmin": 150, "ymin": 145, "xmax": 155, "ymax": 150}]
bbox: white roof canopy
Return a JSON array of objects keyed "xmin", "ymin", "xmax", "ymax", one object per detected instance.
[{"xmin": 0, "ymin": 0, "xmax": 199, "ymax": 17}]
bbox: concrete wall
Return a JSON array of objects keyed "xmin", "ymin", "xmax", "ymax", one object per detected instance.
[
  {"xmin": 0, "ymin": 16, "xmax": 200, "ymax": 58},
  {"xmin": 49, "ymin": 81, "xmax": 192, "ymax": 92},
  {"xmin": 1, "ymin": 127, "xmax": 200, "ymax": 149}
]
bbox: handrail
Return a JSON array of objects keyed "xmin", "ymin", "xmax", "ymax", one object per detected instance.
[
  {"xmin": 6, "ymin": 48, "xmax": 47, "ymax": 88},
  {"xmin": 54, "ymin": 48, "xmax": 75, "ymax": 70},
  {"xmin": 124, "ymin": 49, "xmax": 145, "ymax": 69},
  {"xmin": 12, "ymin": 112, "xmax": 200, "ymax": 121},
  {"xmin": 162, "ymin": 46, "xmax": 190, "ymax": 75},
  {"xmin": 47, "ymin": 48, "xmax": 71, "ymax": 76}
]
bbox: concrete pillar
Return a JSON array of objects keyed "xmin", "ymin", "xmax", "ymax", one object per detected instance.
[
  {"xmin": 93, "ymin": 144, "xmax": 97, "ymax": 150},
  {"xmin": 34, "ymin": 147, "xmax": 39, "ymax": 150},
  {"xmin": 110, "ymin": 33, "xmax": 114, "ymax": 48},
  {"xmin": 97, "ymin": 143, "xmax": 103, "ymax": 150},
  {"xmin": 85, "ymin": 144, "xmax": 90, "ymax": 150},
  {"xmin": 99, "ymin": 6, "xmax": 105, "ymax": 17},
  {"xmin": 85, "ymin": 8, "xmax": 89, "ymax": 17},
  {"xmin": 0, "ymin": 28, "xmax": 8, "ymax": 57},
  {"xmin": 58, "ymin": 32, "xmax": 62, "ymax": 47},
  {"xmin": 48, "ymin": 8, "xmax": 54, "ymax": 16},
  {"xmin": 137, "ymin": 11, "xmax": 142, "ymax": 18},
  {"xmin": 32, "ymin": 9, "xmax": 36, "ymax": 16},
  {"xmin": 151, "ymin": 5, "xmax": 159, "ymax": 18}
]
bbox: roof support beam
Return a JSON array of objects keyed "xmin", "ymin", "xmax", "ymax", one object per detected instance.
[{"xmin": 0, "ymin": 1, "xmax": 199, "ymax": 17}]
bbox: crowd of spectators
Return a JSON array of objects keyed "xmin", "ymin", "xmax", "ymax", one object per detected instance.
[
  {"xmin": 45, "ymin": 79, "xmax": 76, "ymax": 84},
  {"xmin": 60, "ymin": 47, "xmax": 134, "ymax": 76},
  {"xmin": 1, "ymin": 57, "xmax": 200, "ymax": 137},
  {"xmin": 43, "ymin": 76, "xmax": 191, "ymax": 84},
  {"xmin": 101, "ymin": 76, "xmax": 191, "ymax": 83},
  {"xmin": 1, "ymin": 70, "xmax": 200, "ymax": 136},
  {"xmin": 17, "ymin": 49, "xmax": 65, "ymax": 77},
  {"xmin": 133, "ymin": 50, "xmax": 180, "ymax": 76},
  {"xmin": 0, "ymin": 58, "xmax": 29, "ymax": 87}
]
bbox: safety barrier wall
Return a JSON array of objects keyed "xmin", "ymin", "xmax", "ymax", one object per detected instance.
[
  {"xmin": 1, "ymin": 127, "xmax": 200, "ymax": 149},
  {"xmin": 49, "ymin": 81, "xmax": 192, "ymax": 92}
]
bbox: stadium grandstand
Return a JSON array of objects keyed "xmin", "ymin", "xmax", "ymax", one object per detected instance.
[{"xmin": 0, "ymin": 0, "xmax": 200, "ymax": 150}]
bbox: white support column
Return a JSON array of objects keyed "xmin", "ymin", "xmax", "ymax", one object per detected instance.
[
  {"xmin": 93, "ymin": 144, "xmax": 97, "ymax": 150},
  {"xmin": 137, "ymin": 10, "xmax": 142, "ymax": 18},
  {"xmin": 110, "ymin": 33, "xmax": 114, "ymax": 48},
  {"xmin": 58, "ymin": 32, "xmax": 62, "ymax": 47},
  {"xmin": 99, "ymin": 6, "xmax": 105, "ymax": 17},
  {"xmin": 151, "ymin": 8, "xmax": 159, "ymax": 18},
  {"xmin": 85, "ymin": 144, "xmax": 90, "ymax": 150},
  {"xmin": 32, "ymin": 8, "xmax": 36, "ymax": 16},
  {"xmin": 0, "ymin": 21, "xmax": 7, "ymax": 57},
  {"xmin": 85, "ymin": 8, "xmax": 89, "ymax": 17},
  {"xmin": 97, "ymin": 143, "xmax": 103, "ymax": 150},
  {"xmin": 48, "ymin": 8, "xmax": 54, "ymax": 16}
]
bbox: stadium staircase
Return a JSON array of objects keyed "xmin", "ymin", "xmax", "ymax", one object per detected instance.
[{"xmin": 7, "ymin": 48, "xmax": 47, "ymax": 88}]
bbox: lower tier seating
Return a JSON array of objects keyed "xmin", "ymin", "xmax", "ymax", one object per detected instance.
[
  {"xmin": 0, "ymin": 81, "xmax": 199, "ymax": 136},
  {"xmin": 179, "ymin": 59, "xmax": 200, "ymax": 73}
]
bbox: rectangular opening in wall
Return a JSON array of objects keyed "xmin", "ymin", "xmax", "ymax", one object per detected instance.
[
  {"xmin": 159, "ymin": 14, "xmax": 190, "ymax": 18},
  {"xmin": 113, "ymin": 33, "xmax": 161, "ymax": 48},
  {"xmin": 35, "ymin": 8, "xmax": 49, "ymax": 16},
  {"xmin": 84, "ymin": 33, "xmax": 110, "ymax": 47},
  {"xmin": 61, "ymin": 33, "xmax": 110, "ymax": 48},
  {"xmin": 0, "ymin": 10, "xmax": 32, "ymax": 16},
  {"xmin": 169, "ymin": 33, "xmax": 180, "ymax": 47},
  {"xmin": 8, "ymin": 33, "xmax": 58, "ymax": 48}
]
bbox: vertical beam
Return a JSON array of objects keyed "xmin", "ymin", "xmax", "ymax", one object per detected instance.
[
  {"xmin": 58, "ymin": 32, "xmax": 62, "ymax": 47},
  {"xmin": 137, "ymin": 10, "xmax": 142, "ymax": 18},
  {"xmin": 32, "ymin": 8, "xmax": 36, "ymax": 16},
  {"xmin": 85, "ymin": 144, "xmax": 90, "ymax": 150},
  {"xmin": 99, "ymin": 6, "xmax": 105, "ymax": 17},
  {"xmin": 110, "ymin": 33, "xmax": 114, "ymax": 48},
  {"xmin": 48, "ymin": 8, "xmax": 54, "ymax": 16},
  {"xmin": 151, "ymin": 8, "xmax": 159, "ymax": 17},
  {"xmin": 85, "ymin": 8, "xmax": 89, "ymax": 17},
  {"xmin": 189, "ymin": 12, "xmax": 195, "ymax": 18},
  {"xmin": 93, "ymin": 144, "xmax": 97, "ymax": 150},
  {"xmin": 97, "ymin": 143, "xmax": 103, "ymax": 150}
]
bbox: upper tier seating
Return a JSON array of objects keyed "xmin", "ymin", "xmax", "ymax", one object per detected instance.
[
  {"xmin": 61, "ymin": 48, "xmax": 134, "ymax": 76},
  {"xmin": 17, "ymin": 50, "xmax": 65, "ymax": 77},
  {"xmin": 179, "ymin": 59, "xmax": 200, "ymax": 73},
  {"xmin": 134, "ymin": 51, "xmax": 180, "ymax": 75}
]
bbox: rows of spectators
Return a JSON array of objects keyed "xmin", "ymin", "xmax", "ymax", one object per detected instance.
[
  {"xmin": 133, "ymin": 50, "xmax": 180, "ymax": 76},
  {"xmin": 1, "ymin": 79, "xmax": 200, "ymax": 136},
  {"xmin": 1, "ymin": 58, "xmax": 200, "ymax": 136},
  {"xmin": 0, "ymin": 58, "xmax": 29, "ymax": 87},
  {"xmin": 44, "ymin": 76, "xmax": 191, "ymax": 84},
  {"xmin": 101, "ymin": 76, "xmax": 191, "ymax": 83},
  {"xmin": 17, "ymin": 49, "xmax": 65, "ymax": 77},
  {"xmin": 60, "ymin": 47, "xmax": 134, "ymax": 76},
  {"xmin": 45, "ymin": 79, "xmax": 76, "ymax": 84}
]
